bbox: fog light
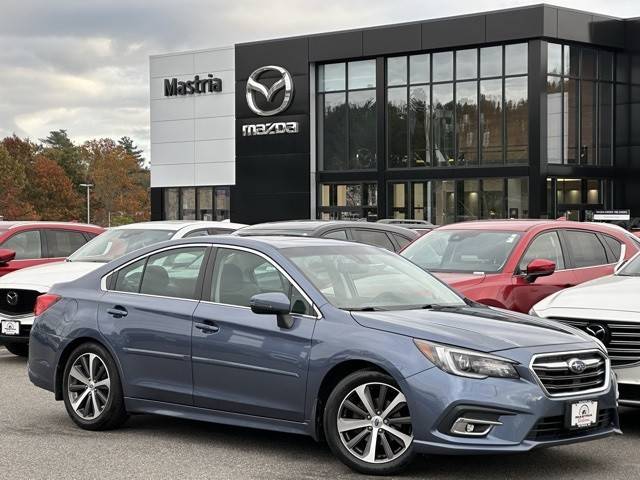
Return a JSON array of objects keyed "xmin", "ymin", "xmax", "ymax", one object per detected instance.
[{"xmin": 451, "ymin": 417, "xmax": 502, "ymax": 436}]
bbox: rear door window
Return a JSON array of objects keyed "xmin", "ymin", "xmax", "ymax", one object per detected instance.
[
  {"xmin": 0, "ymin": 230, "xmax": 42, "ymax": 259},
  {"xmin": 322, "ymin": 229, "xmax": 348, "ymax": 240},
  {"xmin": 45, "ymin": 230, "xmax": 88, "ymax": 257},
  {"xmin": 351, "ymin": 229, "xmax": 395, "ymax": 251},
  {"xmin": 140, "ymin": 247, "xmax": 208, "ymax": 299},
  {"xmin": 392, "ymin": 234, "xmax": 412, "ymax": 250},
  {"xmin": 601, "ymin": 235, "xmax": 622, "ymax": 262},
  {"xmin": 519, "ymin": 231, "xmax": 565, "ymax": 271},
  {"xmin": 563, "ymin": 230, "xmax": 608, "ymax": 268}
]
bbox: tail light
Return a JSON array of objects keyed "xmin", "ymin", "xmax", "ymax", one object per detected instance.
[{"xmin": 34, "ymin": 294, "xmax": 61, "ymax": 316}]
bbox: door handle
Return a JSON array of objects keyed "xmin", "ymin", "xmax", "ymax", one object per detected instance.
[
  {"xmin": 107, "ymin": 306, "xmax": 128, "ymax": 318},
  {"xmin": 195, "ymin": 321, "xmax": 219, "ymax": 334}
]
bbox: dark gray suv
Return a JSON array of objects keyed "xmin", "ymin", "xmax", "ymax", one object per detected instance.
[{"xmin": 233, "ymin": 220, "xmax": 418, "ymax": 252}]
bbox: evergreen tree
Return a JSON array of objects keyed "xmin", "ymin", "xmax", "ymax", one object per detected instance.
[{"xmin": 118, "ymin": 136, "xmax": 145, "ymax": 167}]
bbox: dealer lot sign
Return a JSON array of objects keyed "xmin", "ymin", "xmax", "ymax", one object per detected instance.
[{"xmin": 164, "ymin": 74, "xmax": 222, "ymax": 96}]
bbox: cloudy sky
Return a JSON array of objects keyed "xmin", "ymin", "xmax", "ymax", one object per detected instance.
[{"xmin": 1, "ymin": 0, "xmax": 639, "ymax": 160}]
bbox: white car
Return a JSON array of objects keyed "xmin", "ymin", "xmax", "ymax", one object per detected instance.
[
  {"xmin": 531, "ymin": 251, "xmax": 640, "ymax": 407},
  {"xmin": 0, "ymin": 220, "xmax": 246, "ymax": 356}
]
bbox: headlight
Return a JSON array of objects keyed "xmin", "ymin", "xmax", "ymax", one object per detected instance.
[{"xmin": 414, "ymin": 339, "xmax": 520, "ymax": 379}]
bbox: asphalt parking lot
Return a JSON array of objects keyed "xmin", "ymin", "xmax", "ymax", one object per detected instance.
[{"xmin": 1, "ymin": 348, "xmax": 639, "ymax": 480}]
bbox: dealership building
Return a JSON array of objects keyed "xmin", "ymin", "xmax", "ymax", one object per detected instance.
[{"xmin": 149, "ymin": 4, "xmax": 640, "ymax": 225}]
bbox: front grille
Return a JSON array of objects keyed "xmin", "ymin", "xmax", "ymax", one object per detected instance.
[
  {"xmin": 550, "ymin": 317, "xmax": 640, "ymax": 367},
  {"xmin": 0, "ymin": 289, "xmax": 39, "ymax": 316},
  {"xmin": 618, "ymin": 384, "xmax": 640, "ymax": 402},
  {"xmin": 531, "ymin": 350, "xmax": 608, "ymax": 396},
  {"xmin": 527, "ymin": 409, "xmax": 614, "ymax": 441}
]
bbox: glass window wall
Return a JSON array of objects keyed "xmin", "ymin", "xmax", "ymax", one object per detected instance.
[
  {"xmin": 390, "ymin": 177, "xmax": 529, "ymax": 224},
  {"xmin": 317, "ymin": 61, "xmax": 377, "ymax": 171},
  {"xmin": 383, "ymin": 43, "xmax": 528, "ymax": 170},
  {"xmin": 545, "ymin": 42, "xmax": 615, "ymax": 166}
]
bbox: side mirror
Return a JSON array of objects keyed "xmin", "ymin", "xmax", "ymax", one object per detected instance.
[
  {"xmin": 524, "ymin": 258, "xmax": 556, "ymax": 283},
  {"xmin": 614, "ymin": 244, "xmax": 627, "ymax": 274},
  {"xmin": 0, "ymin": 248, "xmax": 16, "ymax": 265},
  {"xmin": 250, "ymin": 292, "xmax": 294, "ymax": 329}
]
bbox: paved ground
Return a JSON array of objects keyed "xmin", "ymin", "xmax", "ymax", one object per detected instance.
[{"xmin": 1, "ymin": 348, "xmax": 639, "ymax": 480}]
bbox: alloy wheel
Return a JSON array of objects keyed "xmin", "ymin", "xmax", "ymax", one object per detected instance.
[
  {"xmin": 337, "ymin": 382, "xmax": 413, "ymax": 464},
  {"xmin": 67, "ymin": 353, "xmax": 111, "ymax": 421}
]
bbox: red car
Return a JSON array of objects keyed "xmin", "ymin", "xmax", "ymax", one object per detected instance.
[
  {"xmin": 401, "ymin": 220, "xmax": 640, "ymax": 314},
  {"xmin": 0, "ymin": 222, "xmax": 104, "ymax": 277}
]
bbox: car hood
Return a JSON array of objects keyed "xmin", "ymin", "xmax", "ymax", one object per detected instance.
[
  {"xmin": 431, "ymin": 272, "xmax": 486, "ymax": 290},
  {"xmin": 350, "ymin": 306, "xmax": 591, "ymax": 353},
  {"xmin": 534, "ymin": 274, "xmax": 640, "ymax": 316},
  {"xmin": 0, "ymin": 261, "xmax": 103, "ymax": 291}
]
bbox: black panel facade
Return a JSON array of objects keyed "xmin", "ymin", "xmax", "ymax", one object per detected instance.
[{"xmin": 233, "ymin": 38, "xmax": 311, "ymax": 224}]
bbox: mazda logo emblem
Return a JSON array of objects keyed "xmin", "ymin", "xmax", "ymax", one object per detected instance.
[
  {"xmin": 246, "ymin": 65, "xmax": 294, "ymax": 117},
  {"xmin": 568, "ymin": 358, "xmax": 587, "ymax": 374},
  {"xmin": 6, "ymin": 291, "xmax": 18, "ymax": 306},
  {"xmin": 585, "ymin": 323, "xmax": 610, "ymax": 345}
]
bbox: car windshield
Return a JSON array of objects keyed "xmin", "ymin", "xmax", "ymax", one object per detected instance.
[
  {"xmin": 283, "ymin": 244, "xmax": 465, "ymax": 311},
  {"xmin": 401, "ymin": 230, "xmax": 522, "ymax": 273},
  {"xmin": 68, "ymin": 229, "xmax": 174, "ymax": 263},
  {"xmin": 618, "ymin": 253, "xmax": 640, "ymax": 276}
]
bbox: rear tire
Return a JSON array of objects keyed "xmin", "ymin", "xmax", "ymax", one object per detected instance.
[
  {"xmin": 4, "ymin": 343, "xmax": 28, "ymax": 357},
  {"xmin": 324, "ymin": 370, "xmax": 415, "ymax": 475},
  {"xmin": 62, "ymin": 342, "xmax": 128, "ymax": 431}
]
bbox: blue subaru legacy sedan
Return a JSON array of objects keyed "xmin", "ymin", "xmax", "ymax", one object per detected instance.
[{"xmin": 28, "ymin": 236, "xmax": 619, "ymax": 475}]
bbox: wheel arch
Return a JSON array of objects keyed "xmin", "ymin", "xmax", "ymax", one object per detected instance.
[
  {"xmin": 54, "ymin": 335, "xmax": 122, "ymax": 401},
  {"xmin": 311, "ymin": 359, "xmax": 396, "ymax": 442}
]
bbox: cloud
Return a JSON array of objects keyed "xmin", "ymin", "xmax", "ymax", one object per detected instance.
[{"xmin": 0, "ymin": 0, "xmax": 639, "ymax": 160}]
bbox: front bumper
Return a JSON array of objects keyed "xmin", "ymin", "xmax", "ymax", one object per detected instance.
[
  {"xmin": 401, "ymin": 344, "xmax": 620, "ymax": 455},
  {"xmin": 615, "ymin": 363, "xmax": 640, "ymax": 406},
  {"xmin": 0, "ymin": 314, "xmax": 34, "ymax": 345}
]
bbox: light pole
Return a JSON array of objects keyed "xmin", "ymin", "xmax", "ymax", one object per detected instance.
[{"xmin": 79, "ymin": 183, "xmax": 93, "ymax": 224}]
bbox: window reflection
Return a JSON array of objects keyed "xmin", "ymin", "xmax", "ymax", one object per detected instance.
[
  {"xmin": 481, "ymin": 46, "xmax": 502, "ymax": 77},
  {"xmin": 433, "ymin": 83, "xmax": 454, "ymax": 166},
  {"xmin": 546, "ymin": 76, "xmax": 562, "ymax": 164},
  {"xmin": 388, "ymin": 87, "xmax": 407, "ymax": 168},
  {"xmin": 348, "ymin": 60, "xmax": 376, "ymax": 89},
  {"xmin": 410, "ymin": 54, "xmax": 430, "ymax": 84},
  {"xmin": 321, "ymin": 92, "xmax": 347, "ymax": 170},
  {"xmin": 581, "ymin": 80, "xmax": 596, "ymax": 165},
  {"xmin": 505, "ymin": 77, "xmax": 528, "ymax": 163},
  {"xmin": 505, "ymin": 43, "xmax": 527, "ymax": 75},
  {"xmin": 349, "ymin": 90, "xmax": 377, "ymax": 169},
  {"xmin": 163, "ymin": 188, "xmax": 179, "ymax": 220},
  {"xmin": 318, "ymin": 63, "xmax": 345, "ymax": 92},
  {"xmin": 181, "ymin": 188, "xmax": 196, "ymax": 220},
  {"xmin": 433, "ymin": 51, "xmax": 453, "ymax": 82},
  {"xmin": 387, "ymin": 57, "xmax": 407, "ymax": 86},
  {"xmin": 318, "ymin": 183, "xmax": 378, "ymax": 220},
  {"xmin": 456, "ymin": 49, "xmax": 477, "ymax": 80},
  {"xmin": 456, "ymin": 81, "xmax": 478, "ymax": 165},
  {"xmin": 409, "ymin": 86, "xmax": 430, "ymax": 167},
  {"xmin": 480, "ymin": 79, "xmax": 502, "ymax": 164}
]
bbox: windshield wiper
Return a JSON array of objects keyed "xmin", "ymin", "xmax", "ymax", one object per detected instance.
[{"xmin": 345, "ymin": 306, "xmax": 385, "ymax": 312}]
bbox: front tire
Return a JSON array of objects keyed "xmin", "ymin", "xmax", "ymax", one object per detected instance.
[
  {"xmin": 4, "ymin": 342, "xmax": 29, "ymax": 357},
  {"xmin": 62, "ymin": 342, "xmax": 127, "ymax": 431},
  {"xmin": 324, "ymin": 370, "xmax": 415, "ymax": 475}
]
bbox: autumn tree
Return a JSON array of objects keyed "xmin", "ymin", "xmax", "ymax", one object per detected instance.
[
  {"xmin": 24, "ymin": 155, "xmax": 83, "ymax": 221},
  {"xmin": 84, "ymin": 139, "xmax": 150, "ymax": 226},
  {"xmin": 0, "ymin": 145, "xmax": 37, "ymax": 220}
]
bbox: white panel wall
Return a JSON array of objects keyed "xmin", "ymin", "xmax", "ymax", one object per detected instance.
[{"xmin": 149, "ymin": 46, "xmax": 235, "ymax": 188}]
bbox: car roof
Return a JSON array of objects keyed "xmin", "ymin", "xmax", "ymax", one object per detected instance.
[
  {"xmin": 111, "ymin": 220, "xmax": 247, "ymax": 232},
  {"xmin": 0, "ymin": 221, "xmax": 102, "ymax": 230},
  {"xmin": 435, "ymin": 219, "xmax": 635, "ymax": 236},
  {"xmin": 435, "ymin": 219, "xmax": 582, "ymax": 232},
  {"xmin": 236, "ymin": 220, "xmax": 419, "ymax": 237}
]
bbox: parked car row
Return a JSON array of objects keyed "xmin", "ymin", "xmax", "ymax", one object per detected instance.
[{"xmin": 0, "ymin": 216, "xmax": 638, "ymax": 475}]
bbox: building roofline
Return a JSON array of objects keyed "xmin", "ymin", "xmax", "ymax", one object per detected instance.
[{"xmin": 235, "ymin": 3, "xmax": 626, "ymax": 48}]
